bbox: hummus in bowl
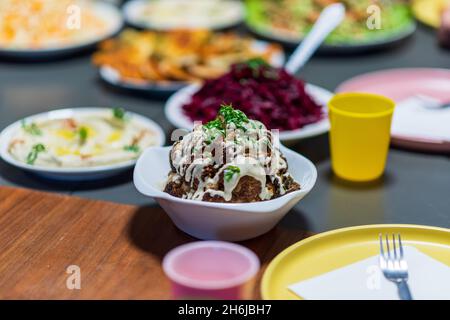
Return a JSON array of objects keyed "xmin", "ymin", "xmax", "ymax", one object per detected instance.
[{"xmin": 0, "ymin": 107, "xmax": 165, "ymax": 180}]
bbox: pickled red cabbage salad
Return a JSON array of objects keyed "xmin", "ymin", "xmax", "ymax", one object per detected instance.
[{"xmin": 182, "ymin": 58, "xmax": 323, "ymax": 132}]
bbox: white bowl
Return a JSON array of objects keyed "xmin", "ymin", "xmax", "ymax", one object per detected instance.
[
  {"xmin": 165, "ymin": 83, "xmax": 333, "ymax": 143},
  {"xmin": 0, "ymin": 107, "xmax": 165, "ymax": 181},
  {"xmin": 133, "ymin": 146, "xmax": 317, "ymax": 241}
]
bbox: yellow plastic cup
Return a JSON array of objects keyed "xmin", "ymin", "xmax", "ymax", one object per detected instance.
[{"xmin": 329, "ymin": 93, "xmax": 395, "ymax": 182}]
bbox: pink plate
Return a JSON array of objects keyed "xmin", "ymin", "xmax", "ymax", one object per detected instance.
[{"xmin": 337, "ymin": 68, "xmax": 450, "ymax": 152}]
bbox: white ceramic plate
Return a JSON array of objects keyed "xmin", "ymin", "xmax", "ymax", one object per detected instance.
[
  {"xmin": 165, "ymin": 83, "xmax": 333, "ymax": 143},
  {"xmin": 134, "ymin": 145, "xmax": 317, "ymax": 241},
  {"xmin": 99, "ymin": 40, "xmax": 285, "ymax": 95},
  {"xmin": 0, "ymin": 1, "xmax": 123, "ymax": 60},
  {"xmin": 0, "ymin": 108, "xmax": 165, "ymax": 181},
  {"xmin": 123, "ymin": 0, "xmax": 245, "ymax": 30}
]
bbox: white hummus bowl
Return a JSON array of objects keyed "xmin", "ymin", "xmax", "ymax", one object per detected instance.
[
  {"xmin": 134, "ymin": 145, "xmax": 317, "ymax": 241},
  {"xmin": 0, "ymin": 108, "xmax": 165, "ymax": 181}
]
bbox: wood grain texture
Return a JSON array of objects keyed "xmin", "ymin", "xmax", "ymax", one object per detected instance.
[{"xmin": 0, "ymin": 186, "xmax": 312, "ymax": 299}]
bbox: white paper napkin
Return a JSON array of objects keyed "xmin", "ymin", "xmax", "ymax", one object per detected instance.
[
  {"xmin": 288, "ymin": 246, "xmax": 450, "ymax": 300},
  {"xmin": 392, "ymin": 97, "xmax": 450, "ymax": 142}
]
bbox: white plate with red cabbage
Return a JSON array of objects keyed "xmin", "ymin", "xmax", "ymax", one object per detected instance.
[{"xmin": 165, "ymin": 60, "xmax": 333, "ymax": 143}]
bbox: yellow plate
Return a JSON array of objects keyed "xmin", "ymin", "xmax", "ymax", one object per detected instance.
[
  {"xmin": 412, "ymin": 0, "xmax": 450, "ymax": 28},
  {"xmin": 261, "ymin": 224, "xmax": 450, "ymax": 300}
]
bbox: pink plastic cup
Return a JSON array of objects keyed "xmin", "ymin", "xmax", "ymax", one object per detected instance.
[{"xmin": 162, "ymin": 241, "xmax": 260, "ymax": 300}]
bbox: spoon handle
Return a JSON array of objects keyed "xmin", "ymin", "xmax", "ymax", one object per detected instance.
[{"xmin": 285, "ymin": 3, "xmax": 346, "ymax": 75}]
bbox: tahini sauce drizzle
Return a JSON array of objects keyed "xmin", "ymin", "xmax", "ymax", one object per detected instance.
[{"xmin": 168, "ymin": 119, "xmax": 289, "ymax": 201}]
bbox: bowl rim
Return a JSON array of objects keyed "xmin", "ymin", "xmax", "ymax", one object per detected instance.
[
  {"xmin": 0, "ymin": 107, "xmax": 166, "ymax": 174},
  {"xmin": 133, "ymin": 145, "xmax": 317, "ymax": 211}
]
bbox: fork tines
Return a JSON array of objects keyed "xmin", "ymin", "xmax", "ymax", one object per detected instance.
[{"xmin": 379, "ymin": 233, "xmax": 408, "ymax": 271}]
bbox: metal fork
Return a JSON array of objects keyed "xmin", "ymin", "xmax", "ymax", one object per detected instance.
[
  {"xmin": 379, "ymin": 234, "xmax": 413, "ymax": 300},
  {"xmin": 413, "ymin": 94, "xmax": 450, "ymax": 110}
]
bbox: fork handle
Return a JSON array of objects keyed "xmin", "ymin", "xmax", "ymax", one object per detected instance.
[{"xmin": 397, "ymin": 281, "xmax": 413, "ymax": 300}]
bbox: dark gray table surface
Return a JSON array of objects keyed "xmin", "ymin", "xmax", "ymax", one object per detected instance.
[{"xmin": 0, "ymin": 25, "xmax": 449, "ymax": 233}]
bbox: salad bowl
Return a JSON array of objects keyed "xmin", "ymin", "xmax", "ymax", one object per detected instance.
[{"xmin": 165, "ymin": 83, "xmax": 333, "ymax": 143}]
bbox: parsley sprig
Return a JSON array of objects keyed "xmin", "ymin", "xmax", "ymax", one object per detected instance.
[
  {"xmin": 203, "ymin": 104, "xmax": 249, "ymax": 142},
  {"xmin": 237, "ymin": 58, "xmax": 278, "ymax": 79},
  {"xmin": 21, "ymin": 120, "xmax": 42, "ymax": 136},
  {"xmin": 26, "ymin": 144, "xmax": 46, "ymax": 165},
  {"xmin": 246, "ymin": 57, "xmax": 269, "ymax": 71},
  {"xmin": 123, "ymin": 145, "xmax": 140, "ymax": 153},
  {"xmin": 112, "ymin": 107, "xmax": 127, "ymax": 121},
  {"xmin": 218, "ymin": 105, "xmax": 248, "ymax": 131},
  {"xmin": 203, "ymin": 118, "xmax": 225, "ymax": 137},
  {"xmin": 224, "ymin": 165, "xmax": 240, "ymax": 182},
  {"xmin": 78, "ymin": 126, "xmax": 88, "ymax": 145}
]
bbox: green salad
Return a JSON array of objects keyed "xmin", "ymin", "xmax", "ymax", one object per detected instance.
[{"xmin": 246, "ymin": 0, "xmax": 414, "ymax": 45}]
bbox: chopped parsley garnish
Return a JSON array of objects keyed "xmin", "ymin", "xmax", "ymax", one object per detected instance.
[
  {"xmin": 218, "ymin": 104, "xmax": 248, "ymax": 129},
  {"xmin": 112, "ymin": 107, "xmax": 126, "ymax": 120},
  {"xmin": 21, "ymin": 120, "xmax": 42, "ymax": 136},
  {"xmin": 123, "ymin": 145, "xmax": 140, "ymax": 153},
  {"xmin": 78, "ymin": 126, "xmax": 88, "ymax": 144},
  {"xmin": 203, "ymin": 119, "xmax": 225, "ymax": 135},
  {"xmin": 236, "ymin": 58, "xmax": 278, "ymax": 79},
  {"xmin": 246, "ymin": 57, "xmax": 278, "ymax": 78},
  {"xmin": 246, "ymin": 57, "xmax": 269, "ymax": 70},
  {"xmin": 203, "ymin": 105, "xmax": 250, "ymax": 143},
  {"xmin": 26, "ymin": 143, "xmax": 45, "ymax": 165},
  {"xmin": 224, "ymin": 165, "xmax": 240, "ymax": 182}
]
